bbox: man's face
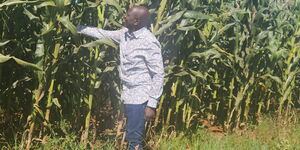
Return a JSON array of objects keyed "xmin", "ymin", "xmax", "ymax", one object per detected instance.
[{"xmin": 124, "ymin": 7, "xmax": 138, "ymax": 29}]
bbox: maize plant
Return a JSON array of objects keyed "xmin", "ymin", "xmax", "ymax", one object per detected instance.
[{"xmin": 0, "ymin": 0, "xmax": 300, "ymax": 148}]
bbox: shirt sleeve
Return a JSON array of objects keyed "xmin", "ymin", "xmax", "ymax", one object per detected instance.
[
  {"xmin": 144, "ymin": 40, "xmax": 164, "ymax": 108},
  {"xmin": 76, "ymin": 25, "xmax": 126, "ymax": 44}
]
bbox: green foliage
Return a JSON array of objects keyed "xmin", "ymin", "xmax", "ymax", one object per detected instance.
[
  {"xmin": 0, "ymin": 54, "xmax": 42, "ymax": 70},
  {"xmin": 0, "ymin": 0, "xmax": 300, "ymax": 149}
]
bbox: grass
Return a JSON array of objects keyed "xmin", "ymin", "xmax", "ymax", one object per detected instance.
[
  {"xmin": 1, "ymin": 116, "xmax": 299, "ymax": 150},
  {"xmin": 159, "ymin": 117, "xmax": 300, "ymax": 150}
]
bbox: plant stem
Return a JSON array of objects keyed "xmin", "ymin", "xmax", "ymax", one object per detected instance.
[
  {"xmin": 44, "ymin": 43, "xmax": 60, "ymax": 126},
  {"xmin": 154, "ymin": 0, "xmax": 168, "ymax": 33}
]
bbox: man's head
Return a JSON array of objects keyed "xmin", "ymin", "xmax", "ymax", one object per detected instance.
[{"xmin": 124, "ymin": 5, "xmax": 150, "ymax": 33}]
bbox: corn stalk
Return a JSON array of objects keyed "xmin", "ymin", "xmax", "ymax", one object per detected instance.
[{"xmin": 81, "ymin": 2, "xmax": 106, "ymax": 144}]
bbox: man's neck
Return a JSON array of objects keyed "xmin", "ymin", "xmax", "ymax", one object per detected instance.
[{"xmin": 128, "ymin": 26, "xmax": 144, "ymax": 33}]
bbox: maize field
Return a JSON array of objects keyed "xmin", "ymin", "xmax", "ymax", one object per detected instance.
[{"xmin": 0, "ymin": 0, "xmax": 300, "ymax": 149}]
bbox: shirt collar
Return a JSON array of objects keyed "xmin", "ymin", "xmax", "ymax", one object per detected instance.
[
  {"xmin": 131, "ymin": 27, "xmax": 147, "ymax": 38},
  {"xmin": 126, "ymin": 27, "xmax": 147, "ymax": 39}
]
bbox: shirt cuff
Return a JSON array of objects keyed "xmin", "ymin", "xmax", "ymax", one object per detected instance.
[
  {"xmin": 76, "ymin": 25, "xmax": 85, "ymax": 33},
  {"xmin": 147, "ymin": 97, "xmax": 158, "ymax": 108}
]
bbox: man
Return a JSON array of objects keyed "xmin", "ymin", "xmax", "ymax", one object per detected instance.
[{"xmin": 77, "ymin": 5, "xmax": 164, "ymax": 150}]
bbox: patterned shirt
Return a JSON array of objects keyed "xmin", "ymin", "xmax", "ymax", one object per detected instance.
[{"xmin": 77, "ymin": 25, "xmax": 164, "ymax": 108}]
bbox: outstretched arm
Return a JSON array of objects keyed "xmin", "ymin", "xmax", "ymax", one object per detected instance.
[{"xmin": 76, "ymin": 25, "xmax": 127, "ymax": 44}]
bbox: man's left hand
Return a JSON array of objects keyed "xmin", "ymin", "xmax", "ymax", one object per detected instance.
[{"xmin": 144, "ymin": 106, "xmax": 156, "ymax": 121}]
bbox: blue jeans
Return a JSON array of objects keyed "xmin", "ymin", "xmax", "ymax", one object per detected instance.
[{"xmin": 124, "ymin": 102, "xmax": 147, "ymax": 150}]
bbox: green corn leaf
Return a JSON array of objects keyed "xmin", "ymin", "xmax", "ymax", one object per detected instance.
[
  {"xmin": 57, "ymin": 16, "xmax": 77, "ymax": 35},
  {"xmin": 39, "ymin": 23, "xmax": 55, "ymax": 36},
  {"xmin": 0, "ymin": 40, "xmax": 10, "ymax": 47},
  {"xmin": 218, "ymin": 23, "xmax": 235, "ymax": 35},
  {"xmin": 0, "ymin": 53, "xmax": 42, "ymax": 71},
  {"xmin": 177, "ymin": 25, "xmax": 197, "ymax": 31},
  {"xmin": 102, "ymin": 0, "xmax": 123, "ymax": 13},
  {"xmin": 174, "ymin": 70, "xmax": 189, "ymax": 77},
  {"xmin": 23, "ymin": 8, "xmax": 39, "ymax": 21},
  {"xmin": 12, "ymin": 57, "xmax": 42, "ymax": 71},
  {"xmin": 188, "ymin": 69, "xmax": 206, "ymax": 80},
  {"xmin": 95, "ymin": 81, "xmax": 101, "ymax": 88},
  {"xmin": 0, "ymin": 54, "xmax": 11, "ymax": 63},
  {"xmin": 212, "ymin": 44, "xmax": 233, "ymax": 57},
  {"xmin": 36, "ymin": 0, "xmax": 56, "ymax": 8},
  {"xmin": 35, "ymin": 39, "xmax": 45, "ymax": 58},
  {"xmin": 33, "ymin": 104, "xmax": 44, "ymax": 119},
  {"xmin": 198, "ymin": 30, "xmax": 207, "ymax": 45},
  {"xmin": 96, "ymin": 67, "xmax": 102, "ymax": 74},
  {"xmin": 103, "ymin": 66, "xmax": 115, "ymax": 73},
  {"xmin": 189, "ymin": 50, "xmax": 221, "ymax": 59},
  {"xmin": 234, "ymin": 89, "xmax": 244, "ymax": 108},
  {"xmin": 0, "ymin": 0, "xmax": 37, "ymax": 8},
  {"xmin": 175, "ymin": 99, "xmax": 184, "ymax": 113},
  {"xmin": 183, "ymin": 11, "xmax": 212, "ymax": 20},
  {"xmin": 155, "ymin": 11, "xmax": 185, "ymax": 35},
  {"xmin": 55, "ymin": 0, "xmax": 64, "ymax": 9},
  {"xmin": 86, "ymin": 1, "xmax": 101, "ymax": 7},
  {"xmin": 53, "ymin": 98, "xmax": 61, "ymax": 109},
  {"xmin": 260, "ymin": 74, "xmax": 282, "ymax": 85},
  {"xmin": 154, "ymin": 0, "xmax": 168, "ymax": 32}
]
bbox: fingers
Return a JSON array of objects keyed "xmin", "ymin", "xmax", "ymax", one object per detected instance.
[
  {"xmin": 144, "ymin": 114, "xmax": 150, "ymax": 121},
  {"xmin": 144, "ymin": 114, "xmax": 152, "ymax": 122},
  {"xmin": 145, "ymin": 115, "xmax": 154, "ymax": 122},
  {"xmin": 144, "ymin": 107, "xmax": 155, "ymax": 122}
]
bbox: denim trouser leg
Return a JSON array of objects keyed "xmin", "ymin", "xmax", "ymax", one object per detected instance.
[{"xmin": 125, "ymin": 102, "xmax": 147, "ymax": 150}]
